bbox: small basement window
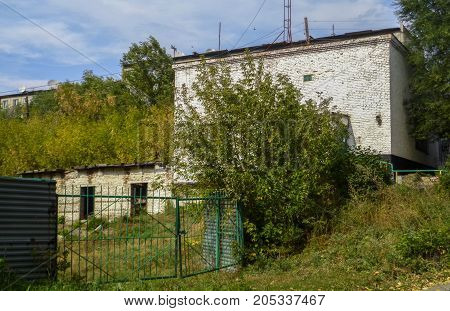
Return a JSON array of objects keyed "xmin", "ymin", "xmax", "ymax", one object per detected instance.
[
  {"xmin": 130, "ymin": 183, "xmax": 148, "ymax": 216},
  {"xmin": 303, "ymin": 74, "xmax": 313, "ymax": 82},
  {"xmin": 80, "ymin": 186, "xmax": 95, "ymax": 220}
]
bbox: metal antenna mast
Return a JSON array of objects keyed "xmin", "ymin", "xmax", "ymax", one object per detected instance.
[{"xmin": 283, "ymin": 0, "xmax": 292, "ymax": 43}]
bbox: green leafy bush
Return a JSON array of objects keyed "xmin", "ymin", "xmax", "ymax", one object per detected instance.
[
  {"xmin": 439, "ymin": 159, "xmax": 450, "ymax": 191},
  {"xmin": 396, "ymin": 226, "xmax": 449, "ymax": 272},
  {"xmin": 175, "ymin": 56, "xmax": 379, "ymax": 259},
  {"xmin": 348, "ymin": 147, "xmax": 392, "ymax": 197}
]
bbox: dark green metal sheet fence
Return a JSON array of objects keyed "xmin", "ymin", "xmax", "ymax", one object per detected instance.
[{"xmin": 57, "ymin": 187, "xmax": 242, "ymax": 282}]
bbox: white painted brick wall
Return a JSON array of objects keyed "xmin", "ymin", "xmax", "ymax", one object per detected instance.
[
  {"xmin": 27, "ymin": 166, "xmax": 173, "ymax": 222},
  {"xmin": 174, "ymin": 35, "xmax": 394, "ymax": 155},
  {"xmin": 389, "ymin": 41, "xmax": 440, "ymax": 167}
]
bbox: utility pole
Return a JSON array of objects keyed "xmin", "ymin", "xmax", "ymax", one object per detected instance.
[
  {"xmin": 332, "ymin": 24, "xmax": 336, "ymax": 36},
  {"xmin": 25, "ymin": 92, "xmax": 29, "ymax": 119},
  {"xmin": 304, "ymin": 17, "xmax": 310, "ymax": 44},
  {"xmin": 218, "ymin": 22, "xmax": 222, "ymax": 51},
  {"xmin": 283, "ymin": 0, "xmax": 292, "ymax": 43}
]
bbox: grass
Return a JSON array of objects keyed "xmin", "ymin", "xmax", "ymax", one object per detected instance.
[{"xmin": 3, "ymin": 183, "xmax": 449, "ymax": 291}]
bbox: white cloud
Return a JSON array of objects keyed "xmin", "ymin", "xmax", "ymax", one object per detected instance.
[
  {"xmin": 1, "ymin": 0, "xmax": 398, "ymax": 58},
  {"xmin": 0, "ymin": 76, "xmax": 49, "ymax": 91},
  {"xmin": 0, "ymin": 0, "xmax": 398, "ymax": 90}
]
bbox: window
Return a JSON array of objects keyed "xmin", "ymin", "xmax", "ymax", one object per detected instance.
[
  {"xmin": 1, "ymin": 100, "xmax": 7, "ymax": 109},
  {"xmin": 303, "ymin": 74, "xmax": 313, "ymax": 82},
  {"xmin": 415, "ymin": 139, "xmax": 428, "ymax": 154},
  {"xmin": 130, "ymin": 183, "xmax": 148, "ymax": 216},
  {"xmin": 80, "ymin": 186, "xmax": 95, "ymax": 220},
  {"xmin": 12, "ymin": 99, "xmax": 19, "ymax": 106}
]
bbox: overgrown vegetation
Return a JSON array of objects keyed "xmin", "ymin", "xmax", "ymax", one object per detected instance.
[
  {"xmin": 175, "ymin": 56, "xmax": 391, "ymax": 260},
  {"xmin": 0, "ymin": 56, "xmax": 173, "ymax": 176},
  {"xmin": 395, "ymin": 0, "xmax": 450, "ymax": 140},
  {"xmin": 121, "ymin": 36, "xmax": 174, "ymax": 106},
  {"xmin": 6, "ymin": 183, "xmax": 448, "ymax": 291}
]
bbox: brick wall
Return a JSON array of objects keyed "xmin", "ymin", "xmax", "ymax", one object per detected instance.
[
  {"xmin": 175, "ymin": 35, "xmax": 394, "ymax": 155},
  {"xmin": 24, "ymin": 165, "xmax": 173, "ymax": 222}
]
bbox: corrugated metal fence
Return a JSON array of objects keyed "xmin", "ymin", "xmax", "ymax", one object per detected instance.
[{"xmin": 0, "ymin": 177, "xmax": 57, "ymax": 281}]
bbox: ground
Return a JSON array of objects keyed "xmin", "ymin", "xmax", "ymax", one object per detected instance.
[{"xmin": 3, "ymin": 183, "xmax": 449, "ymax": 291}]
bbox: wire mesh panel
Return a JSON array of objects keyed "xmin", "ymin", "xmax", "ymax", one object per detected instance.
[
  {"xmin": 57, "ymin": 188, "xmax": 243, "ymax": 282},
  {"xmin": 179, "ymin": 195, "xmax": 243, "ymax": 277}
]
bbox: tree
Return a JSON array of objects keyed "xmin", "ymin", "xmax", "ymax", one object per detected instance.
[
  {"xmin": 27, "ymin": 90, "xmax": 58, "ymax": 116},
  {"xmin": 175, "ymin": 56, "xmax": 353, "ymax": 257},
  {"xmin": 121, "ymin": 36, "xmax": 174, "ymax": 106},
  {"xmin": 396, "ymin": 0, "xmax": 450, "ymax": 139},
  {"xmin": 0, "ymin": 70, "xmax": 174, "ymax": 176}
]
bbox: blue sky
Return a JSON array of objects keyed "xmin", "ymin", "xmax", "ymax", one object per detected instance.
[{"xmin": 0, "ymin": 0, "xmax": 399, "ymax": 93}]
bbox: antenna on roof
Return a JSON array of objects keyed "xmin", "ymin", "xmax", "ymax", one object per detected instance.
[
  {"xmin": 304, "ymin": 17, "xmax": 310, "ymax": 44},
  {"xmin": 218, "ymin": 21, "xmax": 222, "ymax": 51},
  {"xmin": 170, "ymin": 45, "xmax": 177, "ymax": 58},
  {"xmin": 48, "ymin": 80, "xmax": 58, "ymax": 89},
  {"xmin": 283, "ymin": 0, "xmax": 293, "ymax": 43}
]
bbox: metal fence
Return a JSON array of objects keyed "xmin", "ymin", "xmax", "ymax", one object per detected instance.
[
  {"xmin": 57, "ymin": 187, "xmax": 243, "ymax": 282},
  {"xmin": 0, "ymin": 177, "xmax": 57, "ymax": 281}
]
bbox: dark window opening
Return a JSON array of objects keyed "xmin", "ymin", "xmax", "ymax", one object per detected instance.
[
  {"xmin": 303, "ymin": 74, "xmax": 313, "ymax": 82},
  {"xmin": 415, "ymin": 139, "xmax": 429, "ymax": 154},
  {"xmin": 131, "ymin": 183, "xmax": 148, "ymax": 216},
  {"xmin": 80, "ymin": 186, "xmax": 95, "ymax": 220}
]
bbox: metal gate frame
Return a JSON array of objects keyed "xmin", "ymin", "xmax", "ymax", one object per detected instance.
[{"xmin": 57, "ymin": 189, "xmax": 243, "ymax": 283}]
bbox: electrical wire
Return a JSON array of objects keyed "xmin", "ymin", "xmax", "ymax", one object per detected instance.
[
  {"xmin": 309, "ymin": 19, "xmax": 395, "ymax": 23},
  {"xmin": 240, "ymin": 26, "xmax": 284, "ymax": 48},
  {"xmin": 0, "ymin": 0, "xmax": 117, "ymax": 77},
  {"xmin": 0, "ymin": 72, "xmax": 122, "ymax": 95},
  {"xmin": 232, "ymin": 0, "xmax": 267, "ymax": 49}
]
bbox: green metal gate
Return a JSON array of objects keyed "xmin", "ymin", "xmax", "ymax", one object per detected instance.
[{"xmin": 57, "ymin": 187, "xmax": 242, "ymax": 282}]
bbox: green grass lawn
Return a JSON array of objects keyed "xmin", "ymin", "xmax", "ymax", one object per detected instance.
[{"xmin": 4, "ymin": 184, "xmax": 449, "ymax": 291}]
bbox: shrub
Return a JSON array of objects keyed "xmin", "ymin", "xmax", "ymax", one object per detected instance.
[
  {"xmin": 175, "ymin": 56, "xmax": 358, "ymax": 259},
  {"xmin": 396, "ymin": 226, "xmax": 449, "ymax": 272},
  {"xmin": 397, "ymin": 227, "xmax": 449, "ymax": 260},
  {"xmin": 440, "ymin": 159, "xmax": 450, "ymax": 191},
  {"xmin": 348, "ymin": 147, "xmax": 392, "ymax": 197}
]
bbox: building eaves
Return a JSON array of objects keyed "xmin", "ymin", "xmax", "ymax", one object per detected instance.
[
  {"xmin": 0, "ymin": 89, "xmax": 52, "ymax": 100},
  {"xmin": 20, "ymin": 162, "xmax": 166, "ymax": 176},
  {"xmin": 173, "ymin": 27, "xmax": 401, "ymax": 63}
]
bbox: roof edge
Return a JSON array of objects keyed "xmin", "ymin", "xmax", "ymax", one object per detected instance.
[
  {"xmin": 20, "ymin": 161, "xmax": 167, "ymax": 176},
  {"xmin": 173, "ymin": 27, "xmax": 401, "ymax": 63}
]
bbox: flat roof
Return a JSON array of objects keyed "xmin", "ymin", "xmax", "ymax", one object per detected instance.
[
  {"xmin": 0, "ymin": 89, "xmax": 51, "ymax": 100},
  {"xmin": 20, "ymin": 162, "xmax": 166, "ymax": 175},
  {"xmin": 174, "ymin": 27, "xmax": 401, "ymax": 62}
]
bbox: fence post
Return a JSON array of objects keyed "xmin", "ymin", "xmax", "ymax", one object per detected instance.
[
  {"xmin": 175, "ymin": 198, "xmax": 182, "ymax": 277},
  {"xmin": 215, "ymin": 195, "xmax": 221, "ymax": 270}
]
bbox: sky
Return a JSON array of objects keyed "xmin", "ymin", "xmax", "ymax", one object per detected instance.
[{"xmin": 0, "ymin": 0, "xmax": 400, "ymax": 93}]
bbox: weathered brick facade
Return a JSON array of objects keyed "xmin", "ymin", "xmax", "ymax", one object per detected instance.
[
  {"xmin": 173, "ymin": 28, "xmax": 442, "ymax": 168},
  {"xmin": 22, "ymin": 163, "xmax": 173, "ymax": 222}
]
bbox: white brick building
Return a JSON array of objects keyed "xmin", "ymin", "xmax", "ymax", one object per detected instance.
[
  {"xmin": 173, "ymin": 28, "xmax": 443, "ymax": 169},
  {"xmin": 21, "ymin": 162, "xmax": 173, "ymax": 222}
]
